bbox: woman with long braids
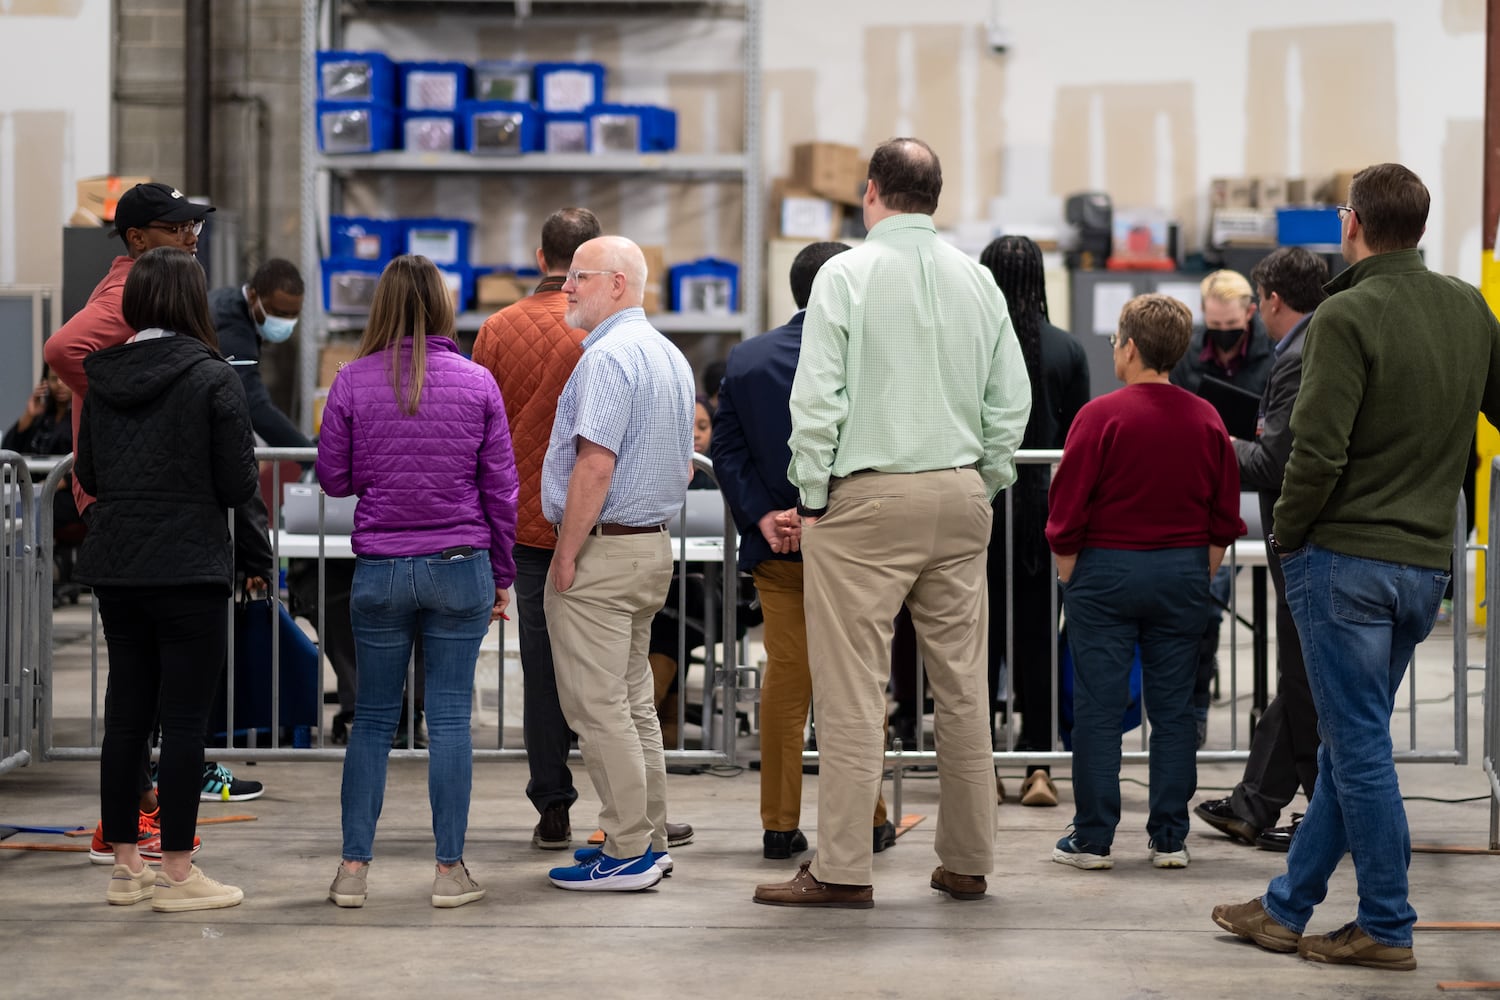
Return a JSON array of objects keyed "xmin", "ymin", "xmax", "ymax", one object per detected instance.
[{"xmin": 978, "ymin": 236, "xmax": 1089, "ymax": 806}]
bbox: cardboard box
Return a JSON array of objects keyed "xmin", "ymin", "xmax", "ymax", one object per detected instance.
[
  {"xmin": 475, "ymin": 272, "xmax": 529, "ymax": 309},
  {"xmin": 319, "ymin": 339, "xmax": 361, "ymax": 387},
  {"xmin": 1210, "ymin": 177, "xmax": 1254, "ymax": 210},
  {"xmin": 1210, "ymin": 208, "xmax": 1278, "ymax": 247},
  {"xmin": 791, "ymin": 142, "xmax": 866, "ymax": 207},
  {"xmin": 75, "ymin": 174, "xmax": 152, "ymax": 224},
  {"xmin": 639, "ymin": 244, "xmax": 665, "ymax": 315},
  {"xmin": 773, "ymin": 179, "xmax": 843, "ymax": 240},
  {"xmin": 1312, "ymin": 170, "xmax": 1358, "ymax": 206},
  {"xmin": 1252, "ymin": 176, "xmax": 1289, "ymax": 210},
  {"xmin": 1284, "ymin": 177, "xmax": 1309, "ymax": 205}
]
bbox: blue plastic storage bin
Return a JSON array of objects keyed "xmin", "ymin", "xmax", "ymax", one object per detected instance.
[
  {"xmin": 401, "ymin": 218, "xmax": 473, "ymax": 267},
  {"xmin": 461, "ymin": 101, "xmax": 541, "ymax": 155},
  {"xmin": 588, "ymin": 104, "xmax": 678, "ymax": 153},
  {"xmin": 317, "ymin": 102, "xmax": 398, "ymax": 154},
  {"xmin": 1277, "ymin": 207, "xmax": 1341, "ymax": 246},
  {"xmin": 474, "ymin": 60, "xmax": 534, "ymax": 102},
  {"xmin": 322, "ymin": 258, "xmax": 387, "ymax": 314},
  {"xmin": 400, "ymin": 60, "xmax": 471, "ymax": 112},
  {"xmin": 402, "ymin": 112, "xmax": 464, "ymax": 152},
  {"xmin": 329, "ymin": 216, "xmax": 401, "ymax": 263},
  {"xmin": 435, "ymin": 263, "xmax": 475, "ymax": 313},
  {"xmin": 543, "ymin": 111, "xmax": 592, "ymax": 153},
  {"xmin": 317, "ymin": 50, "xmax": 397, "ymax": 104},
  {"xmin": 669, "ymin": 257, "xmax": 739, "ymax": 314},
  {"xmin": 534, "ymin": 61, "xmax": 606, "ymax": 113}
]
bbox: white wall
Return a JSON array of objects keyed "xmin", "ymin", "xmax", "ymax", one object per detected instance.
[
  {"xmin": 762, "ymin": 0, "xmax": 1487, "ymax": 281},
  {"xmin": 0, "ymin": 0, "xmax": 112, "ymax": 288}
]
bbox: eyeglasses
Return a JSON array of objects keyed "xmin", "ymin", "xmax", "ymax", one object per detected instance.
[
  {"xmin": 1335, "ymin": 204, "xmax": 1358, "ymax": 222},
  {"xmin": 565, "ymin": 268, "xmax": 620, "ymax": 284},
  {"xmin": 147, "ymin": 219, "xmax": 205, "ymax": 237},
  {"xmin": 1109, "ymin": 332, "xmax": 1126, "ymax": 349}
]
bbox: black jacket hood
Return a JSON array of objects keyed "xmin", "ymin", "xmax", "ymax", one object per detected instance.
[{"xmin": 84, "ymin": 334, "xmax": 223, "ymax": 410}]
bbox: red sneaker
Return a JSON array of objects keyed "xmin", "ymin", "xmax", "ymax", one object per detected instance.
[{"xmin": 89, "ymin": 808, "xmax": 202, "ymax": 865}]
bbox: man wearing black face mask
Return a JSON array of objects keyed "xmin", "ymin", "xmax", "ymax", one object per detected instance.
[
  {"xmin": 1169, "ymin": 269, "xmax": 1272, "ymax": 746},
  {"xmin": 1169, "ymin": 269, "xmax": 1274, "ymax": 396}
]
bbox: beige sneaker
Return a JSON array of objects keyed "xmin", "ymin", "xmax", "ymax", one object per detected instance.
[
  {"xmin": 329, "ymin": 862, "xmax": 368, "ymax": 908},
  {"xmin": 151, "ymin": 864, "xmax": 244, "ymax": 912},
  {"xmin": 106, "ymin": 863, "xmax": 155, "ymax": 905},
  {"xmin": 1298, "ymin": 921, "xmax": 1416, "ymax": 971},
  {"xmin": 432, "ymin": 861, "xmax": 485, "ymax": 908},
  {"xmin": 1020, "ymin": 771, "xmax": 1059, "ymax": 807}
]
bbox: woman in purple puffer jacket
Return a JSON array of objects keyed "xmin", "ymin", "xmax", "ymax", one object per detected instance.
[{"xmin": 316, "ymin": 254, "xmax": 518, "ymax": 910}]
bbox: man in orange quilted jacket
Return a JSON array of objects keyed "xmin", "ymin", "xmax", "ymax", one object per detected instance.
[{"xmin": 472, "ymin": 208, "xmax": 599, "ymax": 852}]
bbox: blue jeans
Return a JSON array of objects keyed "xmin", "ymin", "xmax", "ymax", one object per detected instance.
[
  {"xmin": 340, "ymin": 550, "xmax": 494, "ymax": 865},
  {"xmin": 1262, "ymin": 543, "xmax": 1448, "ymax": 948},
  {"xmin": 1062, "ymin": 547, "xmax": 1208, "ymax": 849}
]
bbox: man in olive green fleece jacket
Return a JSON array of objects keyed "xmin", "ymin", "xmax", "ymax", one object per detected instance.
[{"xmin": 1213, "ymin": 163, "xmax": 1500, "ymax": 972}]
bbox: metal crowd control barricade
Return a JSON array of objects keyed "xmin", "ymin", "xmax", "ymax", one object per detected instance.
[
  {"xmin": 1, "ymin": 451, "xmax": 39, "ymax": 775},
  {"xmin": 881, "ymin": 450, "xmax": 1477, "ymax": 820},
  {"xmin": 34, "ymin": 445, "xmax": 744, "ymax": 770},
  {"xmin": 1486, "ymin": 459, "xmax": 1500, "ymax": 850}
]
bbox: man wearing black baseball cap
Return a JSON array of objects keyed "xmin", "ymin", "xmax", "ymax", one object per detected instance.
[
  {"xmin": 44, "ymin": 181, "xmax": 264, "ymax": 840},
  {"xmin": 110, "ymin": 182, "xmax": 215, "ymax": 256}
]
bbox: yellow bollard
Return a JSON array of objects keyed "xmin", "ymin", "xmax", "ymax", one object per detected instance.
[{"xmin": 1474, "ymin": 256, "xmax": 1500, "ymax": 626}]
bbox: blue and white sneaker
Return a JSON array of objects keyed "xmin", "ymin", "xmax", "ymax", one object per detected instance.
[
  {"xmin": 1052, "ymin": 833, "xmax": 1113, "ymax": 870},
  {"xmin": 550, "ymin": 848, "xmax": 664, "ymax": 891},
  {"xmin": 574, "ymin": 845, "xmax": 673, "ymax": 876}
]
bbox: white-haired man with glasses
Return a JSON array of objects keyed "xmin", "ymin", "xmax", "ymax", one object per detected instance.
[{"xmin": 539, "ymin": 235, "xmax": 697, "ymax": 893}]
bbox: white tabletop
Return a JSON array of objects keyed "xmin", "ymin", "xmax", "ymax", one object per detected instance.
[{"xmin": 272, "ymin": 531, "xmax": 729, "ymax": 565}]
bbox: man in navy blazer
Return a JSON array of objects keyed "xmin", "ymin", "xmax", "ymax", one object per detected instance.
[{"xmin": 711, "ymin": 242, "xmax": 895, "ymax": 860}]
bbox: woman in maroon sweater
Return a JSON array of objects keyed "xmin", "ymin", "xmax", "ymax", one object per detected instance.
[{"xmin": 1045, "ymin": 294, "xmax": 1243, "ymax": 872}]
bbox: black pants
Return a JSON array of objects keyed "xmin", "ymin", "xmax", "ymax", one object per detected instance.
[
  {"xmin": 98, "ymin": 586, "xmax": 227, "ymax": 853},
  {"xmin": 513, "ymin": 543, "xmax": 576, "ymax": 812},
  {"xmin": 287, "ymin": 557, "xmax": 360, "ymax": 717},
  {"xmin": 1230, "ymin": 550, "xmax": 1319, "ymax": 828},
  {"xmin": 985, "ymin": 494, "xmax": 1061, "ymax": 752}
]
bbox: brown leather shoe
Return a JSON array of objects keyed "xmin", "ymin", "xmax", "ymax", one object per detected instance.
[
  {"xmin": 753, "ymin": 861, "xmax": 873, "ymax": 909},
  {"xmin": 1298, "ymin": 921, "xmax": 1416, "ymax": 971},
  {"xmin": 531, "ymin": 802, "xmax": 571, "ymax": 850},
  {"xmin": 930, "ymin": 866, "xmax": 986, "ymax": 901},
  {"xmin": 1211, "ymin": 897, "xmax": 1301, "ymax": 953},
  {"xmin": 666, "ymin": 821, "xmax": 693, "ymax": 848}
]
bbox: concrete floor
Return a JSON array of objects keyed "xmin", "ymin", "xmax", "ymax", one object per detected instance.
[{"xmin": 3, "ymin": 595, "xmax": 1498, "ymax": 999}]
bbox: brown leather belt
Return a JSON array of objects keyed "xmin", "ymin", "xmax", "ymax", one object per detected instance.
[{"xmin": 594, "ymin": 523, "xmax": 667, "ymax": 536}]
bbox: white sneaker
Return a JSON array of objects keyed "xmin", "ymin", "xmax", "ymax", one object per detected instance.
[{"xmin": 1150, "ymin": 842, "xmax": 1190, "ymax": 869}]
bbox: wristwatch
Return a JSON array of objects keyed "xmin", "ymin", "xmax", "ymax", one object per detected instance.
[
  {"xmin": 797, "ymin": 503, "xmax": 828, "ymax": 519},
  {"xmin": 1267, "ymin": 532, "xmax": 1297, "ymax": 556}
]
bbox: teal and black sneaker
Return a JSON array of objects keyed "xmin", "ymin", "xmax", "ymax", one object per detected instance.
[{"xmin": 200, "ymin": 762, "xmax": 264, "ymax": 802}]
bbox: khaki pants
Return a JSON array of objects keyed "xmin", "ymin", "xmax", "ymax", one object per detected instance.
[
  {"xmin": 754, "ymin": 559, "xmax": 889, "ymax": 833},
  {"xmin": 545, "ymin": 531, "xmax": 675, "ymax": 858},
  {"xmin": 804, "ymin": 468, "xmax": 996, "ymax": 885}
]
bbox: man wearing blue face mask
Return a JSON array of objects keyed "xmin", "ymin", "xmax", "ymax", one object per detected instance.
[{"xmin": 210, "ymin": 258, "xmax": 312, "ymax": 451}]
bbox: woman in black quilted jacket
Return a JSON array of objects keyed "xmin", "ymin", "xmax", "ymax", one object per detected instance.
[{"xmin": 76, "ymin": 247, "xmax": 259, "ymax": 913}]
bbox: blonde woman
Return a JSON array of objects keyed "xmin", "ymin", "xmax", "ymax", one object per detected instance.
[{"xmin": 318, "ymin": 255, "xmax": 519, "ymax": 908}]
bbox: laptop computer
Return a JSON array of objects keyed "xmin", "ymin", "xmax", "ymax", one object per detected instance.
[
  {"xmin": 1197, "ymin": 375, "xmax": 1261, "ymax": 440},
  {"xmin": 673, "ymin": 489, "xmax": 728, "ymax": 537},
  {"xmin": 281, "ymin": 483, "xmax": 357, "ymax": 535}
]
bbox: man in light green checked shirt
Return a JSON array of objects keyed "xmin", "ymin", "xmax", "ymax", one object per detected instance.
[{"xmin": 753, "ymin": 138, "xmax": 1031, "ymax": 910}]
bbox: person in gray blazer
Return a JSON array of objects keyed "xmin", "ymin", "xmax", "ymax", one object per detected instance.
[{"xmin": 1195, "ymin": 246, "xmax": 1328, "ymax": 851}]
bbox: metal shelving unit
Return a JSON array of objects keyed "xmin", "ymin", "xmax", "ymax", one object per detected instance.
[{"xmin": 297, "ymin": 0, "xmax": 763, "ymax": 431}]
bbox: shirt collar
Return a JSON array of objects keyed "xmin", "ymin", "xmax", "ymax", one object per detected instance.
[
  {"xmin": 1275, "ymin": 313, "xmax": 1313, "ymax": 356},
  {"xmin": 866, "ymin": 213, "xmax": 937, "ymax": 239},
  {"xmin": 533, "ymin": 274, "xmax": 566, "ymax": 294},
  {"xmin": 582, "ymin": 306, "xmax": 647, "ymax": 349}
]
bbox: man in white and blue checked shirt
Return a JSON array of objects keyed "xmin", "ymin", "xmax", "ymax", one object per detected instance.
[{"xmin": 540, "ymin": 235, "xmax": 696, "ymax": 893}]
